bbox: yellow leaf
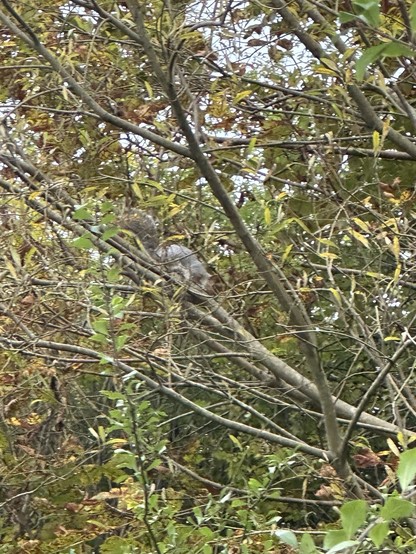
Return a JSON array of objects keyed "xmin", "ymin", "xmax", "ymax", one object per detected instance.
[
  {"xmin": 350, "ymin": 274, "xmax": 356, "ymax": 293},
  {"xmin": 5, "ymin": 260, "xmax": 18, "ymax": 279},
  {"xmin": 88, "ymin": 427, "xmax": 100, "ymax": 440},
  {"xmin": 325, "ymin": 131, "xmax": 333, "ymax": 143},
  {"xmin": 320, "ymin": 58, "xmax": 340, "ymax": 74},
  {"xmin": 144, "ymin": 178, "xmax": 164, "ymax": 192},
  {"xmin": 62, "ymin": 85, "xmax": 69, "ymax": 101},
  {"xmin": 229, "ymin": 434, "xmax": 243, "ymax": 450},
  {"xmin": 86, "ymin": 519, "xmax": 109, "ymax": 529},
  {"xmin": 373, "ymin": 130, "xmax": 380, "ymax": 151},
  {"xmin": 234, "ymin": 90, "xmax": 252, "ymax": 103},
  {"xmin": 331, "ymin": 103, "xmax": 343, "ymax": 120},
  {"xmin": 6, "ymin": 417, "xmax": 22, "ymax": 426},
  {"xmin": 23, "ymin": 246, "xmax": 37, "ymax": 266},
  {"xmin": 29, "ymin": 190, "xmax": 43, "ymax": 200},
  {"xmin": 291, "ymin": 217, "xmax": 311, "ymax": 234},
  {"xmin": 384, "ymin": 336, "xmax": 400, "ymax": 342},
  {"xmin": 352, "ymin": 217, "xmax": 370, "ymax": 233},
  {"xmin": 264, "ymin": 206, "xmax": 271, "ymax": 225},
  {"xmin": 319, "ymin": 252, "xmax": 339, "ymax": 260},
  {"xmin": 130, "ymin": 182, "xmax": 144, "ymax": 200},
  {"xmin": 105, "ymin": 438, "xmax": 128, "ymax": 446},
  {"xmin": 397, "ymin": 432, "xmax": 416, "ymax": 448},
  {"xmin": 275, "ymin": 191, "xmax": 287, "ymax": 202},
  {"xmin": 348, "ymin": 229, "xmax": 369, "ymax": 248},
  {"xmin": 9, "ymin": 247, "xmax": 21, "ymax": 268},
  {"xmin": 384, "ymin": 218, "xmax": 398, "ymax": 230},
  {"xmin": 317, "ymin": 238, "xmax": 337, "ymax": 247},
  {"xmin": 329, "ymin": 288, "xmax": 342, "ymax": 305},
  {"xmin": 387, "ymin": 438, "xmax": 401, "ymax": 457},
  {"xmin": 381, "ymin": 117, "xmax": 390, "ymax": 140},
  {"xmin": 247, "ymin": 137, "xmax": 257, "ymax": 154},
  {"xmin": 27, "ymin": 413, "xmax": 43, "ymax": 425},
  {"xmin": 144, "ymin": 81, "xmax": 153, "ymax": 98},
  {"xmin": 391, "ymin": 236, "xmax": 400, "ymax": 260},
  {"xmin": 281, "ymin": 244, "xmax": 293, "ymax": 263},
  {"xmin": 393, "ymin": 264, "xmax": 401, "ymax": 283},
  {"xmin": 315, "ymin": 66, "xmax": 338, "ymax": 76}
]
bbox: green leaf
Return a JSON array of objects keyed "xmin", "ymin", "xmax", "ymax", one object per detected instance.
[
  {"xmin": 72, "ymin": 206, "xmax": 93, "ymax": 220},
  {"xmin": 100, "ymin": 389, "xmax": 126, "ymax": 400},
  {"xmin": 101, "ymin": 201, "xmax": 115, "ymax": 213},
  {"xmin": 352, "ymin": 0, "xmax": 380, "ymax": 27},
  {"xmin": 356, "ymin": 43, "xmax": 386, "ymax": 80},
  {"xmin": 101, "ymin": 212, "xmax": 116, "ymax": 224},
  {"xmin": 324, "ymin": 529, "xmax": 348, "ymax": 550},
  {"xmin": 114, "ymin": 451, "xmax": 137, "ymax": 471},
  {"xmin": 115, "ymin": 334, "xmax": 128, "ymax": 350},
  {"xmin": 71, "ymin": 15, "xmax": 93, "ymax": 34},
  {"xmin": 273, "ymin": 529, "xmax": 298, "ymax": 548},
  {"xmin": 368, "ymin": 521, "xmax": 390, "ymax": 548},
  {"xmin": 382, "ymin": 42, "xmax": 415, "ymax": 58},
  {"xmin": 299, "ymin": 532, "xmax": 319, "ymax": 553},
  {"xmin": 102, "ymin": 227, "xmax": 119, "ymax": 240},
  {"xmin": 356, "ymin": 42, "xmax": 415, "ymax": 80},
  {"xmin": 87, "ymin": 518, "xmax": 109, "ymax": 529},
  {"xmin": 327, "ymin": 540, "xmax": 359, "ymax": 554},
  {"xmin": 339, "ymin": 11, "xmax": 357, "ymax": 24},
  {"xmin": 411, "ymin": 2, "xmax": 416, "ymax": 32},
  {"xmin": 100, "ymin": 536, "xmax": 135, "ymax": 553},
  {"xmin": 270, "ymin": 217, "xmax": 312, "ymax": 236},
  {"xmin": 380, "ymin": 497, "xmax": 414, "ymax": 520},
  {"xmin": 247, "ymin": 477, "xmax": 263, "ymax": 491},
  {"xmin": 107, "ymin": 266, "xmax": 121, "ymax": 282},
  {"xmin": 340, "ymin": 499, "xmax": 368, "ymax": 537},
  {"xmin": 92, "ymin": 319, "xmax": 109, "ymax": 336},
  {"xmin": 193, "ymin": 506, "xmax": 203, "ymax": 525},
  {"xmin": 72, "ymin": 235, "xmax": 94, "ymax": 249},
  {"xmin": 231, "ymin": 499, "xmax": 246, "ymax": 508},
  {"xmin": 397, "ymin": 449, "xmax": 416, "ymax": 490},
  {"xmin": 146, "ymin": 458, "xmax": 163, "ymax": 471},
  {"xmin": 90, "ymin": 333, "xmax": 107, "ymax": 344},
  {"xmin": 199, "ymin": 526, "xmax": 215, "ymax": 539}
]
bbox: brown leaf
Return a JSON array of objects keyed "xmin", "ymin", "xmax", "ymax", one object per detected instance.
[
  {"xmin": 65, "ymin": 502, "xmax": 83, "ymax": 513},
  {"xmin": 319, "ymin": 464, "xmax": 337, "ymax": 478},
  {"xmin": 353, "ymin": 448, "xmax": 382, "ymax": 468},
  {"xmin": 315, "ymin": 484, "xmax": 335, "ymax": 499},
  {"xmin": 247, "ymin": 39, "xmax": 268, "ymax": 47}
]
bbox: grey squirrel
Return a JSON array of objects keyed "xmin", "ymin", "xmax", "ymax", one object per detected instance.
[{"xmin": 120, "ymin": 210, "xmax": 213, "ymax": 292}]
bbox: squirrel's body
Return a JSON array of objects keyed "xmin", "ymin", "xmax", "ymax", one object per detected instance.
[
  {"xmin": 120, "ymin": 210, "xmax": 212, "ymax": 292},
  {"xmin": 156, "ymin": 243, "xmax": 211, "ymax": 290}
]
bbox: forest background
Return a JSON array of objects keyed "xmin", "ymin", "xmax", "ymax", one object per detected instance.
[{"xmin": 1, "ymin": 0, "xmax": 416, "ymax": 552}]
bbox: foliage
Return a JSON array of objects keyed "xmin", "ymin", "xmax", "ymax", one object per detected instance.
[
  {"xmin": 278, "ymin": 448, "xmax": 416, "ymax": 553},
  {"xmin": 0, "ymin": 0, "xmax": 416, "ymax": 552}
]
